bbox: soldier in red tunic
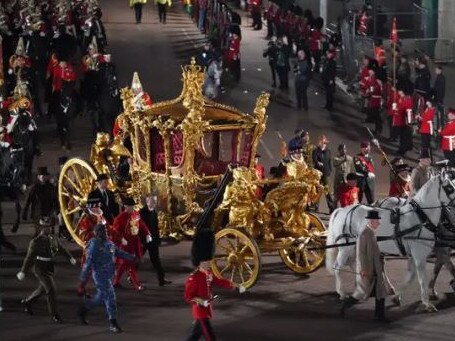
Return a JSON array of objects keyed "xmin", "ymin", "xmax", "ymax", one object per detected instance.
[
  {"xmin": 112, "ymin": 197, "xmax": 151, "ymax": 291},
  {"xmin": 225, "ymin": 27, "xmax": 241, "ymax": 82},
  {"xmin": 396, "ymin": 89, "xmax": 414, "ymax": 156},
  {"xmin": 365, "ymin": 69, "xmax": 382, "ymax": 135},
  {"xmin": 359, "ymin": 56, "xmax": 371, "ymax": 113},
  {"xmin": 184, "ymin": 229, "xmax": 245, "ymax": 340},
  {"xmin": 389, "ymin": 164, "xmax": 411, "ymax": 198},
  {"xmin": 440, "ymin": 108, "xmax": 455, "ymax": 166},
  {"xmin": 338, "ymin": 173, "xmax": 360, "ymax": 207},
  {"xmin": 417, "ymin": 101, "xmax": 435, "ymax": 155}
]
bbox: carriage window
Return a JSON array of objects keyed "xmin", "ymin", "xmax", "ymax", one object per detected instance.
[
  {"xmin": 150, "ymin": 127, "xmax": 165, "ymax": 173},
  {"xmin": 170, "ymin": 130, "xmax": 184, "ymax": 167},
  {"xmin": 239, "ymin": 131, "xmax": 254, "ymax": 167}
]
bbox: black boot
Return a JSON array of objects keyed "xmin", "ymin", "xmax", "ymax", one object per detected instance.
[
  {"xmin": 374, "ymin": 298, "xmax": 391, "ymax": 323},
  {"xmin": 109, "ymin": 319, "xmax": 122, "ymax": 333},
  {"xmin": 340, "ymin": 296, "xmax": 358, "ymax": 317},
  {"xmin": 78, "ymin": 306, "xmax": 89, "ymax": 325}
]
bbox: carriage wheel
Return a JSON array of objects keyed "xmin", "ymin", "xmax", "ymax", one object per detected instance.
[
  {"xmin": 279, "ymin": 212, "xmax": 326, "ymax": 274},
  {"xmin": 58, "ymin": 159, "xmax": 98, "ymax": 247},
  {"xmin": 211, "ymin": 228, "xmax": 261, "ymax": 289}
]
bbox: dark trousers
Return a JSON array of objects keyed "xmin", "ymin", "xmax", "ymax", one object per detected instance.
[
  {"xmin": 324, "ymin": 82, "xmax": 335, "ymax": 109},
  {"xmin": 436, "ymin": 103, "xmax": 445, "ymax": 131},
  {"xmin": 311, "ymin": 50, "xmax": 321, "ymax": 72},
  {"xmin": 251, "ymin": 7, "xmax": 262, "ymax": 29},
  {"xmin": 186, "ymin": 319, "xmax": 216, "ymax": 341},
  {"xmin": 421, "ymin": 133, "xmax": 432, "ymax": 156},
  {"xmin": 276, "ymin": 66, "xmax": 288, "ymax": 89},
  {"xmin": 295, "ymin": 80, "xmax": 308, "ymax": 110},
  {"xmin": 134, "ymin": 3, "xmax": 143, "ymax": 23},
  {"xmin": 358, "ymin": 178, "xmax": 374, "ymax": 204},
  {"xmin": 158, "ymin": 3, "xmax": 167, "ymax": 23},
  {"xmin": 367, "ymin": 107, "xmax": 382, "ymax": 135},
  {"xmin": 269, "ymin": 63, "xmax": 277, "ymax": 86},
  {"xmin": 52, "ymin": 92, "xmax": 70, "ymax": 146},
  {"xmin": 266, "ymin": 20, "xmax": 273, "ymax": 37},
  {"xmin": 229, "ymin": 59, "xmax": 241, "ymax": 82},
  {"xmin": 26, "ymin": 268, "xmax": 58, "ymax": 316},
  {"xmin": 397, "ymin": 126, "xmax": 413, "ymax": 155},
  {"xmin": 147, "ymin": 242, "xmax": 165, "ymax": 283}
]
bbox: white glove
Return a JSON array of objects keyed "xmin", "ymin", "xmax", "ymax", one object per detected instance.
[
  {"xmin": 145, "ymin": 235, "xmax": 152, "ymax": 243},
  {"xmin": 70, "ymin": 257, "xmax": 77, "ymax": 266},
  {"xmin": 17, "ymin": 271, "xmax": 25, "ymax": 281},
  {"xmin": 367, "ymin": 172, "xmax": 375, "ymax": 179},
  {"xmin": 202, "ymin": 300, "xmax": 210, "ymax": 307},
  {"xmin": 371, "ymin": 138, "xmax": 379, "ymax": 147},
  {"xmin": 121, "ymin": 238, "xmax": 128, "ymax": 246},
  {"xmin": 238, "ymin": 285, "xmax": 246, "ymax": 294}
]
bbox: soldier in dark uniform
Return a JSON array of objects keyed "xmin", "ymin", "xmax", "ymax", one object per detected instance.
[
  {"xmin": 88, "ymin": 173, "xmax": 118, "ymax": 223},
  {"xmin": 16, "ymin": 217, "xmax": 77, "ymax": 323},
  {"xmin": 22, "ymin": 167, "xmax": 58, "ymax": 228},
  {"xmin": 354, "ymin": 141, "xmax": 375, "ymax": 204},
  {"xmin": 139, "ymin": 193, "xmax": 171, "ymax": 286}
]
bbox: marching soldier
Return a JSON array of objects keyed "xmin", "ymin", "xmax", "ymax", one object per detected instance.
[
  {"xmin": 22, "ymin": 167, "xmax": 58, "ymax": 229},
  {"xmin": 396, "ymin": 89, "xmax": 413, "ymax": 156},
  {"xmin": 341, "ymin": 210, "xmax": 392, "ymax": 323},
  {"xmin": 440, "ymin": 108, "xmax": 455, "ymax": 167},
  {"xmin": 416, "ymin": 101, "xmax": 436, "ymax": 155},
  {"xmin": 17, "ymin": 217, "xmax": 77, "ymax": 323},
  {"xmin": 185, "ymin": 229, "xmax": 245, "ymax": 340},
  {"xmin": 365, "ymin": 69, "xmax": 382, "ymax": 135},
  {"xmin": 354, "ymin": 141, "xmax": 375, "ymax": 205}
]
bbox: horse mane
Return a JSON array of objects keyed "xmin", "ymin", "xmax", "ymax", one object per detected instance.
[{"xmin": 413, "ymin": 174, "xmax": 440, "ymax": 203}]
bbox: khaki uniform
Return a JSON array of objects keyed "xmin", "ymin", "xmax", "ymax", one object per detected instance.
[
  {"xmin": 21, "ymin": 234, "xmax": 72, "ymax": 315},
  {"xmin": 352, "ymin": 227, "xmax": 391, "ymax": 301}
]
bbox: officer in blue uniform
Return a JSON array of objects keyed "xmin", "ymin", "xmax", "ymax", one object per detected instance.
[{"xmin": 78, "ymin": 224, "xmax": 136, "ymax": 333}]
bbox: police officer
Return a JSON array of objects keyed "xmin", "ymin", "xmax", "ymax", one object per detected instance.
[
  {"xmin": 78, "ymin": 224, "xmax": 136, "ymax": 333},
  {"xmin": 17, "ymin": 217, "xmax": 77, "ymax": 323}
]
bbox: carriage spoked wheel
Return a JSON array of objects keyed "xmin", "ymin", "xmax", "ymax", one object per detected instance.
[
  {"xmin": 279, "ymin": 212, "xmax": 326, "ymax": 274},
  {"xmin": 211, "ymin": 228, "xmax": 261, "ymax": 289},
  {"xmin": 58, "ymin": 159, "xmax": 98, "ymax": 247}
]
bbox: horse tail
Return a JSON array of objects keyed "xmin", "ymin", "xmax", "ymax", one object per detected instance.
[{"xmin": 326, "ymin": 207, "xmax": 341, "ymax": 275}]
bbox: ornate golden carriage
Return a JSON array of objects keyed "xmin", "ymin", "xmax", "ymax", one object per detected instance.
[{"xmin": 58, "ymin": 59, "xmax": 326, "ymax": 288}]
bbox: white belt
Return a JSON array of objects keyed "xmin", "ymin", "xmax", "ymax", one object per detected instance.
[
  {"xmin": 443, "ymin": 135, "xmax": 455, "ymax": 151},
  {"xmin": 406, "ymin": 109, "xmax": 413, "ymax": 124},
  {"xmin": 36, "ymin": 256, "xmax": 52, "ymax": 262},
  {"xmin": 371, "ymin": 95, "xmax": 381, "ymax": 98},
  {"xmin": 427, "ymin": 121, "xmax": 433, "ymax": 135}
]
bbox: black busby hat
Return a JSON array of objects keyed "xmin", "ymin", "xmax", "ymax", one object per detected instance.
[
  {"xmin": 58, "ymin": 156, "xmax": 68, "ymax": 165},
  {"xmin": 96, "ymin": 173, "xmax": 109, "ymax": 182},
  {"xmin": 191, "ymin": 229, "xmax": 215, "ymax": 267},
  {"xmin": 365, "ymin": 210, "xmax": 381, "ymax": 220},
  {"xmin": 346, "ymin": 172, "xmax": 358, "ymax": 181},
  {"xmin": 419, "ymin": 148, "xmax": 431, "ymax": 159},
  {"xmin": 122, "ymin": 197, "xmax": 136, "ymax": 206},
  {"xmin": 87, "ymin": 196, "xmax": 102, "ymax": 208},
  {"xmin": 37, "ymin": 166, "xmax": 50, "ymax": 176}
]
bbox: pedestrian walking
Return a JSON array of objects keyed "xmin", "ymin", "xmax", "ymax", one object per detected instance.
[
  {"xmin": 78, "ymin": 224, "xmax": 136, "ymax": 333},
  {"xmin": 293, "ymin": 49, "xmax": 311, "ymax": 110},
  {"xmin": 185, "ymin": 229, "xmax": 245, "ymax": 341},
  {"xmin": 156, "ymin": 0, "xmax": 172, "ymax": 24},
  {"xmin": 130, "ymin": 0, "xmax": 147, "ymax": 24},
  {"xmin": 17, "ymin": 217, "xmax": 77, "ymax": 323},
  {"xmin": 333, "ymin": 144, "xmax": 355, "ymax": 205},
  {"xmin": 22, "ymin": 167, "xmax": 58, "ymax": 227},
  {"xmin": 312, "ymin": 135, "xmax": 335, "ymax": 213},
  {"xmin": 139, "ymin": 194, "xmax": 172, "ymax": 286},
  {"xmin": 354, "ymin": 141, "xmax": 375, "ymax": 205},
  {"xmin": 321, "ymin": 50, "xmax": 337, "ymax": 110},
  {"xmin": 263, "ymin": 37, "xmax": 278, "ymax": 88},
  {"xmin": 432, "ymin": 65, "xmax": 446, "ymax": 130},
  {"xmin": 341, "ymin": 210, "xmax": 392, "ymax": 323}
]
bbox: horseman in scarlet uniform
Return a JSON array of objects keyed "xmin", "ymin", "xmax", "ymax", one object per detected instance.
[
  {"xmin": 440, "ymin": 108, "xmax": 455, "ymax": 166},
  {"xmin": 112, "ymin": 197, "xmax": 152, "ymax": 291},
  {"xmin": 184, "ymin": 229, "xmax": 245, "ymax": 340}
]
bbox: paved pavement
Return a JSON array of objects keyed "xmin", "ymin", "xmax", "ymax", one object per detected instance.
[{"xmin": 1, "ymin": 1, "xmax": 455, "ymax": 340}]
